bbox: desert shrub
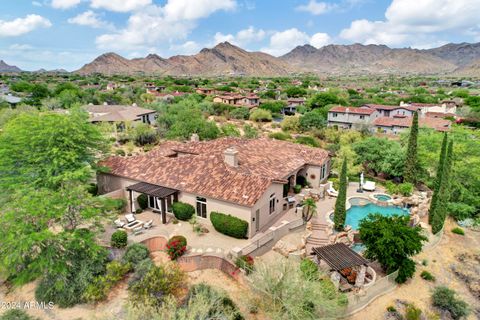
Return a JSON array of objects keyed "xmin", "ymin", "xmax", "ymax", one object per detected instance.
[
  {"xmin": 102, "ymin": 197, "xmax": 127, "ymax": 213},
  {"xmin": 385, "ymin": 181, "xmax": 398, "ymax": 194},
  {"xmin": 128, "ymin": 258, "xmax": 154, "ymax": 288},
  {"xmin": 86, "ymin": 183, "xmax": 98, "ymax": 196},
  {"xmin": 432, "ymin": 286, "xmax": 470, "ymax": 319},
  {"xmin": 220, "ymin": 123, "xmax": 241, "ymax": 137},
  {"xmin": 129, "ymin": 263, "xmax": 186, "ymax": 307},
  {"xmin": 420, "ymin": 270, "xmax": 435, "ymax": 281},
  {"xmin": 386, "ymin": 306, "xmax": 397, "ymax": 313},
  {"xmin": 300, "ymin": 258, "xmax": 319, "ymax": 280},
  {"xmin": 210, "ymin": 212, "xmax": 249, "ymax": 239},
  {"xmin": 229, "ymin": 107, "xmax": 250, "ymax": 120},
  {"xmin": 296, "ymin": 175, "xmax": 307, "ymax": 187},
  {"xmin": 0, "ymin": 310, "xmax": 39, "ymax": 320},
  {"xmin": 171, "ymin": 202, "xmax": 195, "ymax": 221},
  {"xmin": 249, "ymin": 109, "xmax": 272, "ymax": 122},
  {"xmin": 451, "ymin": 227, "xmax": 465, "ymax": 235},
  {"xmin": 405, "ymin": 304, "xmax": 422, "ymax": 320},
  {"xmin": 268, "ymin": 131, "xmax": 291, "ymax": 141},
  {"xmin": 295, "ymin": 135, "xmax": 320, "ymax": 147},
  {"xmin": 111, "ymin": 230, "xmax": 128, "ymax": 248},
  {"xmin": 185, "ymin": 283, "xmax": 244, "ymax": 320},
  {"xmin": 235, "ymin": 255, "xmax": 254, "ymax": 274},
  {"xmin": 243, "ymin": 124, "xmax": 258, "ymax": 138},
  {"xmin": 169, "ymin": 235, "xmax": 187, "ymax": 247},
  {"xmin": 115, "ymin": 149, "xmax": 126, "ymax": 156},
  {"xmin": 137, "ymin": 193, "xmax": 148, "ymax": 210},
  {"xmin": 166, "ymin": 237, "xmax": 187, "ymax": 260},
  {"xmin": 398, "ymin": 182, "xmax": 414, "ymax": 196},
  {"xmin": 132, "ymin": 123, "xmax": 158, "ymax": 146},
  {"xmin": 293, "ymin": 184, "xmax": 302, "ymax": 193},
  {"xmin": 123, "ymin": 243, "xmax": 150, "ymax": 266},
  {"xmin": 280, "ymin": 116, "xmax": 300, "ymax": 132},
  {"xmin": 83, "ymin": 261, "xmax": 131, "ymax": 303}
]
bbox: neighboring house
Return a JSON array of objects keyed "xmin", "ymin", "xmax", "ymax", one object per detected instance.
[
  {"xmin": 0, "ymin": 93, "xmax": 22, "ymax": 106},
  {"xmin": 328, "ymin": 103, "xmax": 453, "ymax": 133},
  {"xmin": 84, "ymin": 104, "xmax": 156, "ymax": 127},
  {"xmin": 213, "ymin": 94, "xmax": 260, "ymax": 108},
  {"xmin": 373, "ymin": 117, "xmax": 451, "ymax": 134},
  {"xmin": 399, "ymin": 102, "xmax": 457, "ymax": 115},
  {"xmin": 195, "ymin": 88, "xmax": 216, "ymax": 95},
  {"xmin": 97, "ymin": 137, "xmax": 330, "ymax": 238},
  {"xmin": 283, "ymin": 98, "xmax": 306, "ymax": 114},
  {"xmin": 327, "ymin": 106, "xmax": 375, "ymax": 129}
]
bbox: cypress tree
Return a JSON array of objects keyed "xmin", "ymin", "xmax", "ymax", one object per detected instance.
[
  {"xmin": 429, "ymin": 132, "xmax": 448, "ymax": 225},
  {"xmin": 334, "ymin": 158, "xmax": 348, "ymax": 231},
  {"xmin": 404, "ymin": 111, "xmax": 419, "ymax": 184},
  {"xmin": 432, "ymin": 138, "xmax": 454, "ymax": 234}
]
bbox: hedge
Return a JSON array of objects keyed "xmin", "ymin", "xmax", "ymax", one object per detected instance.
[
  {"xmin": 210, "ymin": 212, "xmax": 248, "ymax": 239},
  {"xmin": 172, "ymin": 202, "xmax": 195, "ymax": 221},
  {"xmin": 137, "ymin": 193, "xmax": 148, "ymax": 210},
  {"xmin": 111, "ymin": 230, "xmax": 128, "ymax": 248}
]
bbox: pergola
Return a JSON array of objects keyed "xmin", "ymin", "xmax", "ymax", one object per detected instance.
[
  {"xmin": 312, "ymin": 243, "xmax": 369, "ymax": 272},
  {"xmin": 126, "ymin": 182, "xmax": 178, "ymax": 224}
]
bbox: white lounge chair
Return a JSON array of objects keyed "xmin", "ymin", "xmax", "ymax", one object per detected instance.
[
  {"xmin": 143, "ymin": 220, "xmax": 153, "ymax": 229},
  {"xmin": 125, "ymin": 214, "xmax": 136, "ymax": 224},
  {"xmin": 132, "ymin": 226, "xmax": 143, "ymax": 235},
  {"xmin": 363, "ymin": 181, "xmax": 376, "ymax": 191},
  {"xmin": 326, "ymin": 182, "xmax": 339, "ymax": 197},
  {"xmin": 114, "ymin": 219, "xmax": 125, "ymax": 228}
]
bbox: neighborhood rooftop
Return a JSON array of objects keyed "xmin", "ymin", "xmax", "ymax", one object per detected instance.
[{"xmin": 84, "ymin": 104, "xmax": 156, "ymax": 122}]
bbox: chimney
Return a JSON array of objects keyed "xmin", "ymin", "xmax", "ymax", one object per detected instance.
[
  {"xmin": 224, "ymin": 147, "xmax": 239, "ymax": 167},
  {"xmin": 190, "ymin": 133, "xmax": 199, "ymax": 142}
]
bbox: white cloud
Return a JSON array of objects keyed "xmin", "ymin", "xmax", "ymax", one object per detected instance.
[
  {"xmin": 213, "ymin": 26, "xmax": 266, "ymax": 47},
  {"xmin": 340, "ymin": 0, "xmax": 480, "ymax": 46},
  {"xmin": 9, "ymin": 44, "xmax": 34, "ymax": 50},
  {"xmin": 32, "ymin": 1, "xmax": 43, "ymax": 7},
  {"xmin": 310, "ymin": 32, "xmax": 331, "ymax": 48},
  {"xmin": 163, "ymin": 0, "xmax": 236, "ymax": 21},
  {"xmin": 96, "ymin": 0, "xmax": 237, "ymax": 51},
  {"xmin": 170, "ymin": 41, "xmax": 201, "ymax": 55},
  {"xmin": 90, "ymin": 0, "xmax": 152, "ymax": 12},
  {"xmin": 0, "ymin": 15, "xmax": 52, "ymax": 37},
  {"xmin": 68, "ymin": 10, "xmax": 113, "ymax": 29},
  {"xmin": 51, "ymin": 0, "xmax": 81, "ymax": 9},
  {"xmin": 261, "ymin": 28, "xmax": 331, "ymax": 56},
  {"xmin": 296, "ymin": 0, "xmax": 336, "ymax": 15}
]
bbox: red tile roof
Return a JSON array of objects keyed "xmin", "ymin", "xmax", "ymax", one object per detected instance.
[
  {"xmin": 363, "ymin": 104, "xmax": 420, "ymax": 112},
  {"xmin": 100, "ymin": 138, "xmax": 329, "ymax": 207},
  {"xmin": 329, "ymin": 106, "xmax": 375, "ymax": 115},
  {"xmin": 373, "ymin": 116, "xmax": 451, "ymax": 131}
]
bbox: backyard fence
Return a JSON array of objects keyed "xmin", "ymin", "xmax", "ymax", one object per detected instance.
[
  {"xmin": 177, "ymin": 254, "xmax": 242, "ymax": 280},
  {"xmin": 421, "ymin": 226, "xmax": 444, "ymax": 251},
  {"xmin": 343, "ymin": 270, "xmax": 399, "ymax": 316},
  {"xmin": 233, "ymin": 218, "xmax": 305, "ymax": 257}
]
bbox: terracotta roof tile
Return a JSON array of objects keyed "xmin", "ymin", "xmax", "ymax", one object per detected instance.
[
  {"xmin": 100, "ymin": 138, "xmax": 329, "ymax": 207},
  {"xmin": 373, "ymin": 116, "xmax": 451, "ymax": 131},
  {"xmin": 329, "ymin": 106, "xmax": 375, "ymax": 115}
]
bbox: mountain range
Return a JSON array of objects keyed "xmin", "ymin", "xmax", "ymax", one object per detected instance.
[{"xmin": 3, "ymin": 42, "xmax": 480, "ymax": 76}]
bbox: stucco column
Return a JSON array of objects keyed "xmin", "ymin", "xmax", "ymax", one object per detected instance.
[
  {"xmin": 161, "ymin": 198, "xmax": 167, "ymax": 224},
  {"xmin": 129, "ymin": 190, "xmax": 134, "ymax": 213}
]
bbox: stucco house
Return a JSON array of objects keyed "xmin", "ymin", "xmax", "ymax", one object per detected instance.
[
  {"xmin": 213, "ymin": 94, "xmax": 260, "ymax": 108},
  {"xmin": 84, "ymin": 103, "xmax": 157, "ymax": 127},
  {"xmin": 97, "ymin": 137, "xmax": 330, "ymax": 238},
  {"xmin": 327, "ymin": 106, "xmax": 375, "ymax": 129}
]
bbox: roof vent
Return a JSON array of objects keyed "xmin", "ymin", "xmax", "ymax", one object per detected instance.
[{"xmin": 224, "ymin": 147, "xmax": 239, "ymax": 168}]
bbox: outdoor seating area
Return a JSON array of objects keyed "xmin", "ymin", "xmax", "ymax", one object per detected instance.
[{"xmin": 114, "ymin": 214, "xmax": 154, "ymax": 234}]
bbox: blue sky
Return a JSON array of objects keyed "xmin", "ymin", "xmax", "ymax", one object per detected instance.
[{"xmin": 0, "ymin": 0, "xmax": 479, "ymax": 71}]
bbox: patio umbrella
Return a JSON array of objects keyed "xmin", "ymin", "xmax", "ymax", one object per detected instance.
[{"xmin": 360, "ymin": 172, "xmax": 364, "ymax": 187}]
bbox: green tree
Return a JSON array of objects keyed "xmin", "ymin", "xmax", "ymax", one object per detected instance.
[
  {"xmin": 359, "ymin": 214, "xmax": 427, "ymax": 283},
  {"xmin": 403, "ymin": 111, "xmax": 419, "ymax": 183},
  {"xmin": 307, "ymin": 92, "xmax": 344, "ymax": 109},
  {"xmin": 299, "ymin": 109, "xmax": 326, "ymax": 131},
  {"xmin": 302, "ymin": 198, "xmax": 317, "ymax": 222},
  {"xmin": 0, "ymin": 109, "xmax": 107, "ymax": 191},
  {"xmin": 334, "ymin": 158, "xmax": 348, "ymax": 231},
  {"xmin": 284, "ymin": 86, "xmax": 307, "ymax": 98},
  {"xmin": 429, "ymin": 133, "xmax": 448, "ymax": 226}
]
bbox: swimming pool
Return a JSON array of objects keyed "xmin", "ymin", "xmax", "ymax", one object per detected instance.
[
  {"xmin": 344, "ymin": 198, "xmax": 409, "ymax": 230},
  {"xmin": 373, "ymin": 194, "xmax": 392, "ymax": 202}
]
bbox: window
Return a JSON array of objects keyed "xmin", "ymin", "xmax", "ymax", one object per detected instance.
[
  {"xmin": 359, "ymin": 115, "xmax": 365, "ymax": 119},
  {"xmin": 269, "ymin": 193, "xmax": 276, "ymax": 214},
  {"xmin": 332, "ymin": 113, "xmax": 338, "ymax": 117},
  {"xmin": 196, "ymin": 196, "xmax": 207, "ymax": 218},
  {"xmin": 320, "ymin": 162, "xmax": 328, "ymax": 180}
]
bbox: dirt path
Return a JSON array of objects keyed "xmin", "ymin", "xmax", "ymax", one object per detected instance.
[{"xmin": 349, "ymin": 218, "xmax": 480, "ymax": 320}]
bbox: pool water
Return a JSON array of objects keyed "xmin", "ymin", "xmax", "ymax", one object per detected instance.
[
  {"xmin": 346, "ymin": 202, "xmax": 409, "ymax": 230},
  {"xmin": 374, "ymin": 194, "xmax": 392, "ymax": 201}
]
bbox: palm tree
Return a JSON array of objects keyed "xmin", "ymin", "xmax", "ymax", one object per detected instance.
[{"xmin": 302, "ymin": 198, "xmax": 317, "ymax": 222}]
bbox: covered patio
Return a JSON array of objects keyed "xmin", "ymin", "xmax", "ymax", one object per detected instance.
[{"xmin": 126, "ymin": 182, "xmax": 178, "ymax": 224}]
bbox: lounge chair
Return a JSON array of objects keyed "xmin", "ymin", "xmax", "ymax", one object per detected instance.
[
  {"xmin": 143, "ymin": 220, "xmax": 153, "ymax": 229},
  {"xmin": 125, "ymin": 214, "xmax": 136, "ymax": 224},
  {"xmin": 132, "ymin": 226, "xmax": 143, "ymax": 236},
  {"xmin": 362, "ymin": 181, "xmax": 376, "ymax": 191},
  {"xmin": 114, "ymin": 219, "xmax": 125, "ymax": 228}
]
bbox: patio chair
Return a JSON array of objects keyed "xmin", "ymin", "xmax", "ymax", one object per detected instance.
[
  {"xmin": 132, "ymin": 226, "xmax": 143, "ymax": 236},
  {"xmin": 114, "ymin": 219, "xmax": 125, "ymax": 228},
  {"xmin": 143, "ymin": 220, "xmax": 153, "ymax": 229},
  {"xmin": 362, "ymin": 181, "xmax": 376, "ymax": 191},
  {"xmin": 125, "ymin": 214, "xmax": 136, "ymax": 224}
]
